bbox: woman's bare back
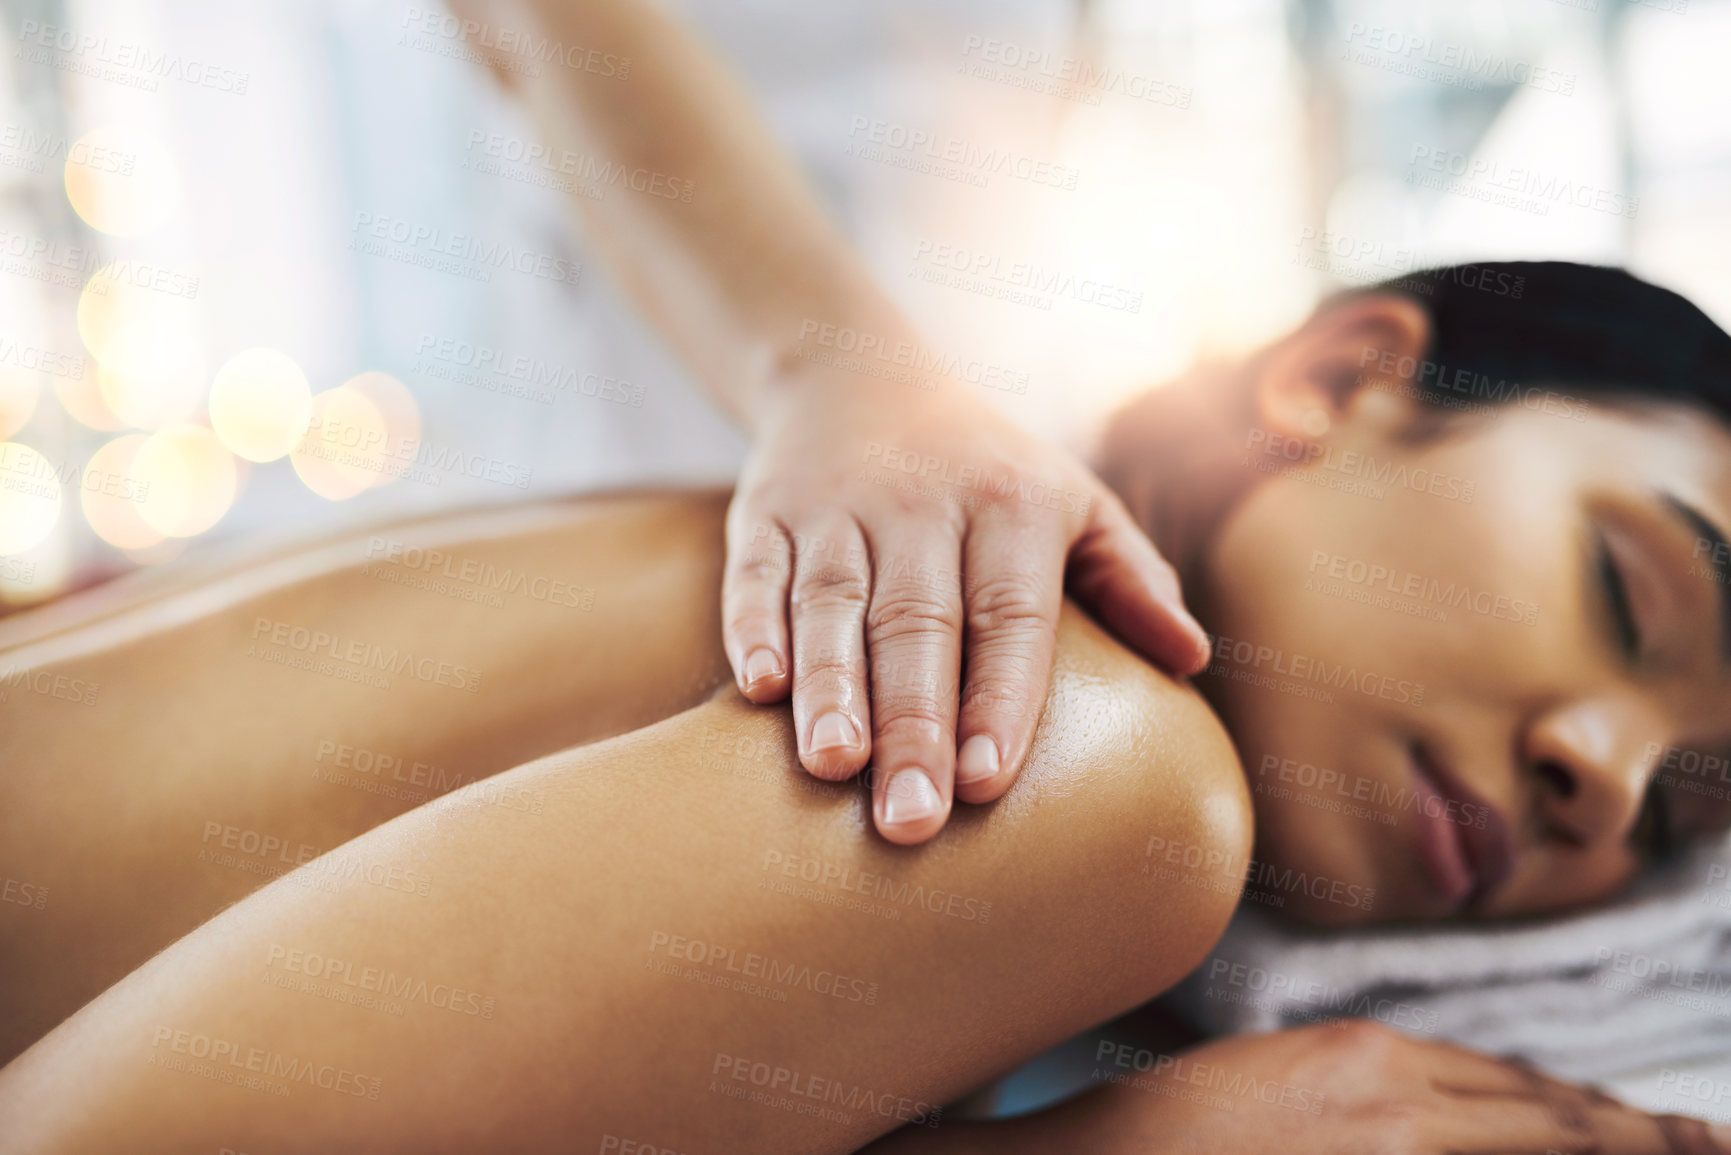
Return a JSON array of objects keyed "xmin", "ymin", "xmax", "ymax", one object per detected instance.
[{"xmin": 0, "ymin": 489, "xmax": 1250, "ymax": 1153}]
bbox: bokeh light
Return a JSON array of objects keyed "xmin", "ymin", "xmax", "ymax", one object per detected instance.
[
  {"xmin": 0, "ymin": 368, "xmax": 40, "ymax": 442},
  {"xmin": 209, "ymin": 348, "xmax": 312, "ymax": 462},
  {"xmin": 54, "ymin": 359, "xmax": 126, "ymax": 432},
  {"xmin": 344, "ymin": 371, "xmax": 420, "ymax": 490},
  {"xmin": 63, "ymin": 126, "xmax": 181, "ymax": 237},
  {"xmin": 0, "ymin": 287, "xmax": 48, "ymax": 439},
  {"xmin": 133, "ymin": 424, "xmax": 239, "ymax": 537},
  {"xmin": 290, "ymin": 385, "xmax": 387, "ymax": 501},
  {"xmin": 0, "ymin": 442, "xmax": 63, "ymax": 554},
  {"xmin": 77, "ymin": 262, "xmax": 206, "ymax": 430},
  {"xmin": 0, "ymin": 527, "xmax": 71, "ymax": 606},
  {"xmin": 80, "ymin": 433, "xmax": 162, "ymax": 550},
  {"xmin": 289, "ymin": 372, "xmax": 420, "ymax": 500}
]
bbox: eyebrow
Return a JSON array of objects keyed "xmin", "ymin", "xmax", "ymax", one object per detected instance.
[{"xmin": 1663, "ymin": 493, "xmax": 1731, "ymax": 666}]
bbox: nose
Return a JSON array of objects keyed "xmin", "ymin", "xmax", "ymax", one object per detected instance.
[{"xmin": 1521, "ymin": 695, "xmax": 1667, "ymax": 847}]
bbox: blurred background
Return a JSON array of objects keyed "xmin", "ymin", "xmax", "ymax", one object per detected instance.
[{"xmin": 0, "ymin": 0, "xmax": 1722, "ymax": 606}]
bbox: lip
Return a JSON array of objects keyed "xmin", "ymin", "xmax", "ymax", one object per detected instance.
[{"xmin": 1407, "ymin": 741, "xmax": 1516, "ymax": 913}]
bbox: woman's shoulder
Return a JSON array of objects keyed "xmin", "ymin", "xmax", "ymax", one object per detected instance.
[
  {"xmin": 1006, "ymin": 601, "xmax": 1254, "ymax": 989},
  {"xmin": 1039, "ymin": 600, "xmax": 1249, "ymax": 824}
]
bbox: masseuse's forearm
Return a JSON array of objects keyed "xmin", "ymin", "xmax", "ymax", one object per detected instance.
[{"xmin": 444, "ymin": 0, "xmax": 907, "ymax": 426}]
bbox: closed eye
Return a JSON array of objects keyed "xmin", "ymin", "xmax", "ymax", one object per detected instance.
[
  {"xmin": 1597, "ymin": 533, "xmax": 1641, "ymax": 662},
  {"xmin": 1598, "ymin": 534, "xmax": 1679, "ymax": 859}
]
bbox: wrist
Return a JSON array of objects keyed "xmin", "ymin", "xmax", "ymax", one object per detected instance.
[
  {"xmin": 756, "ymin": 306, "xmax": 936, "ymax": 421},
  {"xmin": 758, "ymin": 337, "xmax": 972, "ymax": 442}
]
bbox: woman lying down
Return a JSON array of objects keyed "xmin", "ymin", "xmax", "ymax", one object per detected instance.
[
  {"xmin": 2, "ymin": 259, "xmax": 1730, "ymax": 1154},
  {"xmin": 6, "ymin": 2, "xmax": 1731, "ymax": 1151}
]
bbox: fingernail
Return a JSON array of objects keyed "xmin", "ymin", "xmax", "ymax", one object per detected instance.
[
  {"xmin": 810, "ymin": 712, "xmax": 859, "ymax": 752},
  {"xmin": 1711, "ymin": 1122, "xmax": 1731, "ymax": 1150},
  {"xmin": 956, "ymin": 735, "xmax": 1000, "ymax": 785},
  {"xmin": 742, "ymin": 648, "xmax": 783, "ymax": 689},
  {"xmin": 882, "ymin": 769, "xmax": 943, "ymax": 826}
]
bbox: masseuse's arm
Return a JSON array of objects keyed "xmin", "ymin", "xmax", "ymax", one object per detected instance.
[{"xmin": 441, "ymin": 0, "xmax": 1212, "ymax": 843}]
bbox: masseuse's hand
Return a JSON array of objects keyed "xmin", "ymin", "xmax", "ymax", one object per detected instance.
[
  {"xmin": 723, "ymin": 357, "xmax": 1210, "ymax": 845},
  {"xmin": 1097, "ymin": 1020, "xmax": 1731, "ymax": 1154}
]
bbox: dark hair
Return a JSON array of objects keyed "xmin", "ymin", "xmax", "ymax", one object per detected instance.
[
  {"xmin": 1093, "ymin": 261, "xmax": 1731, "ymax": 520},
  {"xmin": 1362, "ymin": 261, "xmax": 1731, "ymax": 424}
]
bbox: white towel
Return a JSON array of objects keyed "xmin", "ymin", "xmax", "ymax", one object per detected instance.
[{"xmin": 1165, "ymin": 833, "xmax": 1731, "ymax": 1084}]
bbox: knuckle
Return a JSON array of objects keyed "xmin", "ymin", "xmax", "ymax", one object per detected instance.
[
  {"xmin": 872, "ymin": 693, "xmax": 951, "ymax": 732},
  {"xmin": 966, "ymin": 573, "xmax": 1049, "ymax": 637},
  {"xmin": 722, "ymin": 598, "xmax": 784, "ymax": 640},
  {"xmin": 725, "ymin": 603, "xmax": 781, "ymax": 631},
  {"xmin": 727, "ymin": 609, "xmax": 782, "ymax": 647},
  {"xmin": 795, "ymin": 670, "xmax": 854, "ymax": 700},
  {"xmin": 798, "ymin": 638, "xmax": 862, "ymax": 670},
  {"xmin": 792, "ymin": 564, "xmax": 869, "ymax": 610},
  {"xmin": 866, "ymin": 588, "xmax": 962, "ymax": 637},
  {"xmin": 794, "ymin": 649, "xmax": 864, "ymax": 695},
  {"xmin": 728, "ymin": 509, "xmax": 785, "ymax": 542},
  {"xmin": 999, "ymin": 488, "xmax": 1053, "ymax": 521},
  {"xmin": 961, "ymin": 666, "xmax": 1039, "ymax": 716},
  {"xmin": 971, "ymin": 459, "xmax": 1026, "ymax": 491},
  {"xmin": 729, "ymin": 553, "xmax": 790, "ymax": 584},
  {"xmin": 871, "ymin": 650, "xmax": 951, "ymax": 701}
]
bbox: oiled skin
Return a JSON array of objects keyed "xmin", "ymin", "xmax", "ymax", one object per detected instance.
[
  {"xmin": 0, "ymin": 490, "xmax": 1250, "ymax": 1154},
  {"xmin": 0, "ymin": 493, "xmax": 740, "ymax": 1063}
]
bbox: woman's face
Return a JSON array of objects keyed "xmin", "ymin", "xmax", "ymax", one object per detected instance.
[{"xmin": 1195, "ymin": 307, "xmax": 1731, "ymax": 927}]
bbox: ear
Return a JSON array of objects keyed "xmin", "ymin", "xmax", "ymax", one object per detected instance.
[{"xmin": 1250, "ymin": 293, "xmax": 1432, "ymax": 445}]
